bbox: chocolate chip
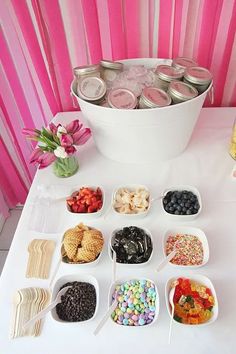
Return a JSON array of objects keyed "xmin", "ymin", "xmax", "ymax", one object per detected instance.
[{"xmin": 56, "ymin": 281, "xmax": 96, "ymax": 322}]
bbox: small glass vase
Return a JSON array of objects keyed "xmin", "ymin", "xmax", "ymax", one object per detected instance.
[{"xmin": 53, "ymin": 156, "xmax": 79, "ymax": 178}]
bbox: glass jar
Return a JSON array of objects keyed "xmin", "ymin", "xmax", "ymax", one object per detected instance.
[
  {"xmin": 139, "ymin": 87, "xmax": 171, "ymax": 108},
  {"xmin": 100, "ymin": 60, "xmax": 123, "ymax": 89},
  {"xmin": 107, "ymin": 88, "xmax": 137, "ymax": 109},
  {"xmin": 167, "ymin": 81, "xmax": 198, "ymax": 104},
  {"xmin": 77, "ymin": 76, "xmax": 107, "ymax": 104},
  {"xmin": 184, "ymin": 66, "xmax": 212, "ymax": 94},
  {"xmin": 154, "ymin": 65, "xmax": 183, "ymax": 91},
  {"xmin": 229, "ymin": 119, "xmax": 236, "ymax": 160},
  {"xmin": 73, "ymin": 64, "xmax": 101, "ymax": 80},
  {"xmin": 53, "ymin": 156, "xmax": 79, "ymax": 178},
  {"xmin": 172, "ymin": 57, "xmax": 198, "ymax": 72}
]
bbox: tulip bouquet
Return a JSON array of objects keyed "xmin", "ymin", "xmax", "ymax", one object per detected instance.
[{"xmin": 23, "ymin": 119, "xmax": 91, "ymax": 177}]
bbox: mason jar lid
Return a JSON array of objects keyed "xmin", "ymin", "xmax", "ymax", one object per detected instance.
[
  {"xmin": 168, "ymin": 81, "xmax": 198, "ymax": 101},
  {"xmin": 172, "ymin": 57, "xmax": 198, "ymax": 71},
  {"xmin": 100, "ymin": 60, "xmax": 124, "ymax": 70},
  {"xmin": 108, "ymin": 88, "xmax": 137, "ymax": 109},
  {"xmin": 155, "ymin": 65, "xmax": 183, "ymax": 82},
  {"xmin": 77, "ymin": 76, "xmax": 106, "ymax": 101},
  {"xmin": 73, "ymin": 64, "xmax": 100, "ymax": 77},
  {"xmin": 141, "ymin": 87, "xmax": 171, "ymax": 107},
  {"xmin": 184, "ymin": 66, "xmax": 212, "ymax": 85}
]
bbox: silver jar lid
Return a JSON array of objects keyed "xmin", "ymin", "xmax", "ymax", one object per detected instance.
[
  {"xmin": 184, "ymin": 66, "xmax": 212, "ymax": 85},
  {"xmin": 108, "ymin": 88, "xmax": 137, "ymax": 109},
  {"xmin": 100, "ymin": 60, "xmax": 123, "ymax": 70},
  {"xmin": 73, "ymin": 64, "xmax": 100, "ymax": 77},
  {"xmin": 168, "ymin": 81, "xmax": 198, "ymax": 101},
  {"xmin": 172, "ymin": 57, "xmax": 198, "ymax": 71},
  {"xmin": 141, "ymin": 87, "xmax": 171, "ymax": 107},
  {"xmin": 77, "ymin": 76, "xmax": 106, "ymax": 101},
  {"xmin": 155, "ymin": 65, "xmax": 183, "ymax": 82}
]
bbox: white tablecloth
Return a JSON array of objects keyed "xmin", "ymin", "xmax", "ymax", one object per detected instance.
[{"xmin": 0, "ymin": 108, "xmax": 236, "ymax": 354}]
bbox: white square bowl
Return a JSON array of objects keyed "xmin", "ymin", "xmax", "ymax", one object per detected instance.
[
  {"xmin": 108, "ymin": 226, "xmax": 154, "ymax": 267},
  {"xmin": 112, "ymin": 184, "xmax": 151, "ymax": 219},
  {"xmin": 165, "ymin": 274, "xmax": 218, "ymax": 326},
  {"xmin": 66, "ymin": 186, "xmax": 105, "ymax": 219},
  {"xmin": 51, "ymin": 273, "xmax": 99, "ymax": 323},
  {"xmin": 163, "ymin": 226, "xmax": 209, "ymax": 268},
  {"xmin": 108, "ymin": 278, "xmax": 160, "ymax": 327},
  {"xmin": 161, "ymin": 185, "xmax": 202, "ymax": 221},
  {"xmin": 60, "ymin": 225, "xmax": 104, "ymax": 267}
]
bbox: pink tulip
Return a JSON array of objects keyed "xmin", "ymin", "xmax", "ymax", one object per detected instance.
[
  {"xmin": 49, "ymin": 123, "xmax": 58, "ymax": 135},
  {"xmin": 65, "ymin": 146, "xmax": 76, "ymax": 155},
  {"xmin": 29, "ymin": 148, "xmax": 44, "ymax": 164},
  {"xmin": 60, "ymin": 134, "xmax": 73, "ymax": 147},
  {"xmin": 66, "ymin": 119, "xmax": 82, "ymax": 134},
  {"xmin": 37, "ymin": 152, "xmax": 57, "ymax": 169},
  {"xmin": 22, "ymin": 128, "xmax": 39, "ymax": 139},
  {"xmin": 72, "ymin": 128, "xmax": 91, "ymax": 146}
]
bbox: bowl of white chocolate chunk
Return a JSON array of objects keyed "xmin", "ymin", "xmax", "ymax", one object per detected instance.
[{"xmin": 112, "ymin": 185, "xmax": 150, "ymax": 218}]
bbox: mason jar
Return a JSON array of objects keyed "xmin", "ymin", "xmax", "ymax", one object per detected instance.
[
  {"xmin": 167, "ymin": 81, "xmax": 198, "ymax": 104},
  {"xmin": 139, "ymin": 87, "xmax": 171, "ymax": 108},
  {"xmin": 154, "ymin": 65, "xmax": 183, "ymax": 91},
  {"xmin": 184, "ymin": 66, "xmax": 212, "ymax": 94},
  {"xmin": 73, "ymin": 64, "xmax": 101, "ymax": 80},
  {"xmin": 100, "ymin": 60, "xmax": 123, "ymax": 89},
  {"xmin": 77, "ymin": 76, "xmax": 107, "ymax": 104},
  {"xmin": 172, "ymin": 57, "xmax": 198, "ymax": 72},
  {"xmin": 107, "ymin": 88, "xmax": 137, "ymax": 109}
]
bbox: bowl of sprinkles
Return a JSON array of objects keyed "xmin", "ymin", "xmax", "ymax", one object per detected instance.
[
  {"xmin": 165, "ymin": 275, "xmax": 218, "ymax": 326},
  {"xmin": 163, "ymin": 227, "xmax": 209, "ymax": 268}
]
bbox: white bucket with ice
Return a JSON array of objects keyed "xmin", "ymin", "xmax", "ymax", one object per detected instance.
[{"xmin": 71, "ymin": 58, "xmax": 212, "ymax": 163}]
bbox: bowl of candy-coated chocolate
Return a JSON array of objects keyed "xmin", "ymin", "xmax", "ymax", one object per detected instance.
[
  {"xmin": 109, "ymin": 226, "xmax": 154, "ymax": 267},
  {"xmin": 108, "ymin": 278, "xmax": 159, "ymax": 327},
  {"xmin": 51, "ymin": 273, "xmax": 99, "ymax": 324}
]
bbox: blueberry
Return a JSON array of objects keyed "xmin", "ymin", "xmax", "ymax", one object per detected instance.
[
  {"xmin": 194, "ymin": 203, "xmax": 199, "ymax": 210},
  {"xmin": 177, "ymin": 205, "xmax": 182, "ymax": 211},
  {"xmin": 173, "ymin": 203, "xmax": 178, "ymax": 209},
  {"xmin": 186, "ymin": 209, "xmax": 192, "ymax": 215},
  {"xmin": 174, "ymin": 210, "xmax": 180, "ymax": 215},
  {"xmin": 169, "ymin": 206, "xmax": 174, "ymax": 212},
  {"xmin": 163, "ymin": 198, "xmax": 168, "ymax": 205}
]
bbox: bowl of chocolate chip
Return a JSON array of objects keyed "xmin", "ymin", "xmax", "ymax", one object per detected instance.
[
  {"xmin": 109, "ymin": 226, "xmax": 153, "ymax": 266},
  {"xmin": 51, "ymin": 274, "xmax": 99, "ymax": 323}
]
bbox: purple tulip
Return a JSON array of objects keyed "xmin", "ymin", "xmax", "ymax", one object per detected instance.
[
  {"xmin": 66, "ymin": 119, "xmax": 82, "ymax": 134},
  {"xmin": 37, "ymin": 152, "xmax": 57, "ymax": 169},
  {"xmin": 65, "ymin": 146, "xmax": 76, "ymax": 155},
  {"xmin": 60, "ymin": 134, "xmax": 73, "ymax": 147},
  {"xmin": 29, "ymin": 148, "xmax": 44, "ymax": 164},
  {"xmin": 72, "ymin": 128, "xmax": 91, "ymax": 146}
]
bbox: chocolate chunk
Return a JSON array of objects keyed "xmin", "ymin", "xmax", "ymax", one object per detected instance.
[{"xmin": 111, "ymin": 226, "xmax": 152, "ymax": 264}]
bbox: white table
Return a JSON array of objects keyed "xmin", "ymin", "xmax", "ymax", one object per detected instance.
[{"xmin": 0, "ymin": 108, "xmax": 236, "ymax": 354}]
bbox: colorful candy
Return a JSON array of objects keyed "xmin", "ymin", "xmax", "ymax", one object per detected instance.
[
  {"xmin": 171, "ymin": 277, "xmax": 215, "ymax": 325},
  {"xmin": 111, "ymin": 280, "xmax": 157, "ymax": 326},
  {"xmin": 166, "ymin": 233, "xmax": 204, "ymax": 266}
]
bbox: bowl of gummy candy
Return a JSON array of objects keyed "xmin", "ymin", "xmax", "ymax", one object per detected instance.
[
  {"xmin": 71, "ymin": 58, "xmax": 212, "ymax": 164},
  {"xmin": 109, "ymin": 278, "xmax": 159, "ymax": 327},
  {"xmin": 162, "ymin": 185, "xmax": 202, "ymax": 220},
  {"xmin": 165, "ymin": 275, "xmax": 218, "ymax": 326}
]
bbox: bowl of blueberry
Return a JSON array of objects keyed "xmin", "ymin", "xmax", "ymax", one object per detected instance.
[{"xmin": 162, "ymin": 185, "xmax": 202, "ymax": 220}]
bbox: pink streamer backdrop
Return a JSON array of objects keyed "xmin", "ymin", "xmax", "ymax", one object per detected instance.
[{"xmin": 0, "ymin": 0, "xmax": 236, "ymax": 213}]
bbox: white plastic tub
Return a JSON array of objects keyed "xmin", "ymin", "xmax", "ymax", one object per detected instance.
[{"xmin": 71, "ymin": 58, "xmax": 212, "ymax": 163}]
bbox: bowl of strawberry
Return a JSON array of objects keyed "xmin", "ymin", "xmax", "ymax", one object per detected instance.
[{"xmin": 66, "ymin": 187, "xmax": 104, "ymax": 217}]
